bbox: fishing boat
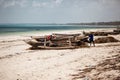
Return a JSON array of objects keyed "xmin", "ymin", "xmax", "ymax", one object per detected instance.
[{"xmin": 25, "ymin": 33, "xmax": 89, "ymax": 50}]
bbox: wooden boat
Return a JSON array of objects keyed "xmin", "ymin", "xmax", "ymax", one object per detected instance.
[
  {"xmin": 30, "ymin": 46, "xmax": 76, "ymax": 50},
  {"xmin": 83, "ymin": 31, "xmax": 120, "ymax": 36},
  {"xmin": 25, "ymin": 40, "xmax": 46, "ymax": 48},
  {"xmin": 25, "ymin": 33, "xmax": 88, "ymax": 50},
  {"xmin": 113, "ymin": 26, "xmax": 120, "ymax": 33},
  {"xmin": 31, "ymin": 36, "xmax": 45, "ymax": 42},
  {"xmin": 52, "ymin": 33, "xmax": 81, "ymax": 37}
]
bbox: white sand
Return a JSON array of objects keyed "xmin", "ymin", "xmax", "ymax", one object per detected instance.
[{"xmin": 0, "ymin": 28, "xmax": 120, "ymax": 80}]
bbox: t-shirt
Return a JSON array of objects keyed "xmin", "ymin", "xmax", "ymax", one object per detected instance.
[{"xmin": 89, "ymin": 34, "xmax": 94, "ymax": 41}]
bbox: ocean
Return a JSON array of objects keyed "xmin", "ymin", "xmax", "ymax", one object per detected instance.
[{"xmin": 0, "ymin": 24, "xmax": 115, "ymax": 36}]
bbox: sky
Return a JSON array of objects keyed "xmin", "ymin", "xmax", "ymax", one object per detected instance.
[{"xmin": 0, "ymin": 0, "xmax": 120, "ymax": 23}]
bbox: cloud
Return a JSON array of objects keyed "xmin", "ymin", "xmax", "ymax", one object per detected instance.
[
  {"xmin": 97, "ymin": 0, "xmax": 120, "ymax": 5},
  {"xmin": 72, "ymin": 0, "xmax": 120, "ymax": 9},
  {"xmin": 32, "ymin": 0, "xmax": 64, "ymax": 8},
  {"xmin": 54, "ymin": 0, "xmax": 63, "ymax": 4},
  {"xmin": 15, "ymin": 0, "xmax": 28, "ymax": 7},
  {"xmin": 0, "ymin": 0, "xmax": 28, "ymax": 8},
  {"xmin": 48, "ymin": 0, "xmax": 64, "ymax": 7},
  {"xmin": 0, "ymin": 0, "xmax": 66, "ymax": 8},
  {"xmin": 32, "ymin": 1, "xmax": 48, "ymax": 8},
  {"xmin": 3, "ymin": 0, "xmax": 15, "ymax": 8},
  {"xmin": 0, "ymin": 0, "xmax": 119, "ymax": 9}
]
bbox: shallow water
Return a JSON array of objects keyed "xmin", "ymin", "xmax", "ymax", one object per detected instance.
[{"xmin": 0, "ymin": 24, "xmax": 115, "ymax": 36}]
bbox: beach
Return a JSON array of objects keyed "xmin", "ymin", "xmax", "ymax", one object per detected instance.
[{"xmin": 0, "ymin": 28, "xmax": 120, "ymax": 80}]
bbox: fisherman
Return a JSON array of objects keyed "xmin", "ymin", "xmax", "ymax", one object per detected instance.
[{"xmin": 89, "ymin": 33, "xmax": 95, "ymax": 47}]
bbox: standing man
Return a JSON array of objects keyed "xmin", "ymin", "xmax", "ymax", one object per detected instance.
[{"xmin": 89, "ymin": 33, "xmax": 95, "ymax": 47}]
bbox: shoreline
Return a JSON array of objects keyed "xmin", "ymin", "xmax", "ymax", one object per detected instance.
[
  {"xmin": 0, "ymin": 27, "xmax": 115, "ymax": 37},
  {"xmin": 0, "ymin": 27, "xmax": 115, "ymax": 36}
]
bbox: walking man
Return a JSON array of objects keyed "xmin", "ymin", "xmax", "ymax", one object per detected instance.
[{"xmin": 89, "ymin": 33, "xmax": 95, "ymax": 47}]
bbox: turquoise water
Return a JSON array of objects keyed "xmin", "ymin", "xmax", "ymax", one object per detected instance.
[{"xmin": 0, "ymin": 24, "xmax": 115, "ymax": 36}]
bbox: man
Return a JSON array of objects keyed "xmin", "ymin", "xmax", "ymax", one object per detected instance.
[{"xmin": 89, "ymin": 33, "xmax": 95, "ymax": 47}]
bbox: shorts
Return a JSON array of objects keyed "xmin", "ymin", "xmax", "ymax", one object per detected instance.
[{"xmin": 89, "ymin": 39, "xmax": 94, "ymax": 43}]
